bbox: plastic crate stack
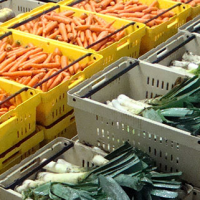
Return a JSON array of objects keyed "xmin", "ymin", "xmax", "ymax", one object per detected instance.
[{"xmin": 0, "ymin": 0, "xmax": 199, "ymax": 199}]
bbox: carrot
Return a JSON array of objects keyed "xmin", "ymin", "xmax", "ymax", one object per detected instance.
[
  {"xmin": 80, "ymin": 31, "xmax": 85, "ymax": 43},
  {"xmin": 29, "ymin": 52, "xmax": 47, "ymax": 59},
  {"xmin": 73, "ymin": 63, "xmax": 80, "ymax": 73},
  {"xmin": 0, "ymin": 55, "xmax": 16, "ymax": 71},
  {"xmin": 93, "ymin": 15, "xmax": 106, "ymax": 26},
  {"xmin": 49, "ymin": 73, "xmax": 63, "ymax": 90},
  {"xmin": 46, "ymin": 74, "xmax": 58, "ymax": 90},
  {"xmin": 62, "ymin": 72, "xmax": 71, "ymax": 83},
  {"xmin": 86, "ymin": 14, "xmax": 93, "ymax": 25},
  {"xmin": 45, "ymin": 15, "xmax": 71, "ymax": 24},
  {"xmin": 61, "ymin": 55, "xmax": 68, "ymax": 69},
  {"xmin": 73, "ymin": 17, "xmax": 82, "ymax": 26},
  {"xmin": 48, "ymin": 30, "xmax": 60, "ymax": 39},
  {"xmin": 76, "ymin": 37, "xmax": 84, "ymax": 47},
  {"xmin": 44, "ymin": 21, "xmax": 58, "ymax": 34},
  {"xmin": 100, "ymin": 0, "xmax": 113, "ymax": 8},
  {"xmin": 93, "ymin": 31, "xmax": 109, "ymax": 50},
  {"xmin": 149, "ymin": 0, "xmax": 158, "ymax": 7},
  {"xmin": 9, "ymin": 47, "xmax": 35, "ymax": 58},
  {"xmin": 53, "ymin": 48, "xmax": 62, "ymax": 56},
  {"xmin": 71, "ymin": 22, "xmax": 77, "ymax": 38},
  {"xmin": 89, "ymin": 25, "xmax": 108, "ymax": 32},
  {"xmin": 0, "ymin": 52, "xmax": 7, "ymax": 63},
  {"xmin": 85, "ymin": 3, "xmax": 93, "ymax": 11},
  {"xmin": 75, "ymin": 25, "xmax": 90, "ymax": 31},
  {"xmin": 55, "ymin": 55, "xmax": 61, "ymax": 64},
  {"xmin": 80, "ymin": 13, "xmax": 88, "ymax": 19},
  {"xmin": 22, "ymin": 76, "xmax": 32, "ymax": 85},
  {"xmin": 66, "ymin": 24, "xmax": 72, "ymax": 32},
  {"xmin": 0, "ymin": 60, "xmax": 17, "ymax": 73},
  {"xmin": 44, "ymin": 53, "xmax": 53, "ymax": 64},
  {"xmin": 118, "ymin": 5, "xmax": 148, "ymax": 13},
  {"xmin": 85, "ymin": 29, "xmax": 92, "ymax": 41},
  {"xmin": 28, "ymin": 73, "xmax": 45, "ymax": 87},
  {"xmin": 59, "ymin": 23, "xmax": 68, "ymax": 42},
  {"xmin": 90, "ymin": 1, "xmax": 97, "ymax": 11},
  {"xmin": 104, "ymin": 20, "xmax": 116, "ymax": 28},
  {"xmin": 68, "ymin": 65, "xmax": 75, "ymax": 75},
  {"xmin": 60, "ymin": 10, "xmax": 75, "ymax": 17},
  {"xmin": 2, "ymin": 71, "xmax": 34, "ymax": 77},
  {"xmin": 30, "ymin": 63, "xmax": 61, "ymax": 69},
  {"xmin": 92, "ymin": 32, "xmax": 97, "ymax": 41},
  {"xmin": 21, "ymin": 54, "xmax": 48, "ymax": 70}
]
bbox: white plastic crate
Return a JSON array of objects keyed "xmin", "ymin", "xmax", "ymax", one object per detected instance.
[
  {"xmin": 0, "ymin": 137, "xmax": 106, "ymax": 199},
  {"xmin": 68, "ymin": 57, "xmax": 200, "ymax": 187},
  {"xmin": 179, "ymin": 14, "xmax": 200, "ymax": 34},
  {"xmin": 0, "ymin": 137, "xmax": 197, "ymax": 200},
  {"xmin": 0, "ymin": 0, "xmax": 45, "ymax": 15},
  {"xmin": 139, "ymin": 31, "xmax": 199, "ymax": 76}
]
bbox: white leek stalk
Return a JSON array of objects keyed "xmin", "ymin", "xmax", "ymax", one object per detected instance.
[{"xmin": 92, "ymin": 155, "xmax": 109, "ymax": 166}]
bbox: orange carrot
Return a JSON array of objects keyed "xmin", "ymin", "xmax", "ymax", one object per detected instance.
[
  {"xmin": 61, "ymin": 55, "xmax": 68, "ymax": 69},
  {"xmin": 53, "ymin": 48, "xmax": 62, "ymax": 56},
  {"xmin": 100, "ymin": 0, "xmax": 113, "ymax": 8},
  {"xmin": 75, "ymin": 25, "xmax": 90, "ymax": 31},
  {"xmin": 60, "ymin": 10, "xmax": 75, "ymax": 17},
  {"xmin": 45, "ymin": 15, "xmax": 71, "ymax": 24},
  {"xmin": 59, "ymin": 23, "xmax": 68, "ymax": 42},
  {"xmin": 28, "ymin": 73, "xmax": 45, "ymax": 87},
  {"xmin": 44, "ymin": 21, "xmax": 58, "ymax": 34},
  {"xmin": 0, "ymin": 55, "xmax": 16, "ymax": 71},
  {"xmin": 76, "ymin": 37, "xmax": 84, "ymax": 47},
  {"xmin": 0, "ymin": 52, "xmax": 7, "ymax": 63},
  {"xmin": 48, "ymin": 30, "xmax": 60, "ymax": 39},
  {"xmin": 44, "ymin": 53, "xmax": 53, "ymax": 64},
  {"xmin": 49, "ymin": 73, "xmax": 63, "ymax": 90}
]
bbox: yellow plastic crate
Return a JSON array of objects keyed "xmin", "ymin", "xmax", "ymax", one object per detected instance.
[
  {"xmin": 0, "ymin": 129, "xmax": 44, "ymax": 174},
  {"xmin": 38, "ymin": 112, "xmax": 77, "ymax": 146},
  {"xmin": 0, "ymin": 30, "xmax": 103, "ymax": 126},
  {"xmin": 1, "ymin": 3, "xmax": 146, "ymax": 65},
  {"xmin": 58, "ymin": 0, "xmax": 191, "ymax": 55},
  {"xmin": 0, "ymin": 77, "xmax": 40, "ymax": 155}
]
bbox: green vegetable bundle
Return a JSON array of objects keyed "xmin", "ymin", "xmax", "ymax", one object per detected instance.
[
  {"xmin": 142, "ymin": 75, "xmax": 200, "ymax": 135},
  {"xmin": 22, "ymin": 143, "xmax": 183, "ymax": 200}
]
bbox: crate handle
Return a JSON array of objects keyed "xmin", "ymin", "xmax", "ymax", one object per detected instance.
[
  {"xmin": 0, "ymin": 0, "xmax": 8, "ymax": 3},
  {"xmin": 8, "ymin": 5, "xmax": 60, "ymax": 29},
  {"xmin": 0, "ymin": 115, "xmax": 16, "ymax": 128},
  {"xmin": 117, "ymin": 40, "xmax": 130, "ymax": 51},
  {"xmin": 0, "ymin": 87, "xmax": 29, "ymax": 107},
  {"xmin": 80, "ymin": 60, "xmax": 139, "ymax": 98},
  {"xmin": 192, "ymin": 23, "xmax": 200, "ymax": 33},
  {"xmin": 4, "ymin": 141, "xmax": 74, "ymax": 190},
  {"xmin": 33, "ymin": 53, "xmax": 92, "ymax": 88},
  {"xmin": 152, "ymin": 34, "xmax": 196, "ymax": 63},
  {"xmin": 167, "ymin": 19, "xmax": 178, "ymax": 29},
  {"xmin": 68, "ymin": 0, "xmax": 85, "ymax": 6},
  {"xmin": 86, "ymin": 22, "xmax": 135, "ymax": 49}
]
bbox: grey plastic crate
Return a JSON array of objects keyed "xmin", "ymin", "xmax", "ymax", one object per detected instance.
[
  {"xmin": 179, "ymin": 14, "xmax": 200, "ymax": 34},
  {"xmin": 0, "ymin": 137, "xmax": 197, "ymax": 200},
  {"xmin": 0, "ymin": 0, "xmax": 45, "ymax": 15},
  {"xmin": 0, "ymin": 137, "xmax": 106, "ymax": 200},
  {"xmin": 139, "ymin": 31, "xmax": 199, "ymax": 76},
  {"xmin": 68, "ymin": 57, "xmax": 200, "ymax": 187}
]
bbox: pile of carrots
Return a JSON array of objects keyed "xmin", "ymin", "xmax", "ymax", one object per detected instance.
[
  {"xmin": 170, "ymin": 0, "xmax": 200, "ymax": 7},
  {"xmin": 71, "ymin": 0, "xmax": 175, "ymax": 27},
  {"xmin": 18, "ymin": 10, "xmax": 125, "ymax": 51},
  {"xmin": 0, "ymin": 89, "xmax": 22, "ymax": 117},
  {"xmin": 0, "ymin": 37, "xmax": 92, "ymax": 92}
]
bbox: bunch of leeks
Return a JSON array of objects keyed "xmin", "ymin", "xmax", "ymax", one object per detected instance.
[
  {"xmin": 142, "ymin": 75, "xmax": 200, "ymax": 135},
  {"xmin": 21, "ymin": 142, "xmax": 183, "ymax": 200}
]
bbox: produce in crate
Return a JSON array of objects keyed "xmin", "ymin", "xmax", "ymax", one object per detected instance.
[
  {"xmin": 71, "ymin": 0, "xmax": 175, "ymax": 27},
  {"xmin": 16, "ymin": 142, "xmax": 184, "ymax": 200},
  {"xmin": 0, "ymin": 88, "xmax": 21, "ymax": 117},
  {"xmin": 168, "ymin": 51, "xmax": 200, "ymax": 74},
  {"xmin": 17, "ymin": 10, "xmax": 125, "ymax": 51},
  {"xmin": 0, "ymin": 36, "xmax": 92, "ymax": 91},
  {"xmin": 107, "ymin": 76, "xmax": 200, "ymax": 136}
]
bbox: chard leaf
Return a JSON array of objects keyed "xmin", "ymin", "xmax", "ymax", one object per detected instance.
[
  {"xmin": 151, "ymin": 172, "xmax": 182, "ymax": 179},
  {"xmin": 99, "ymin": 175, "xmax": 130, "ymax": 200}
]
